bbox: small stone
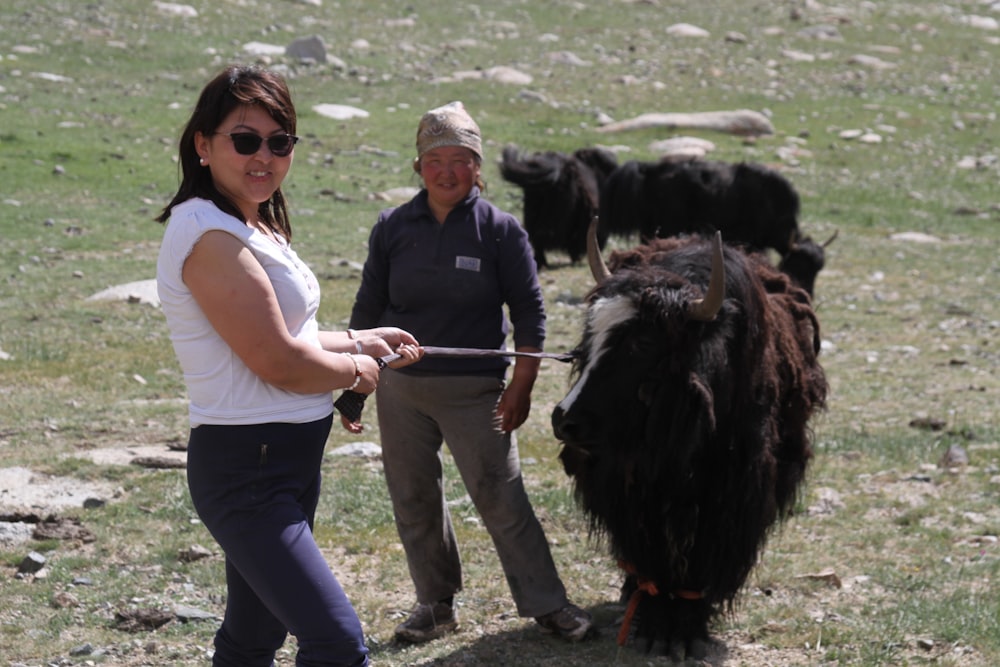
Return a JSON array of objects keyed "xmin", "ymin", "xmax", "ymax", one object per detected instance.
[
  {"xmin": 18, "ymin": 551, "xmax": 46, "ymax": 574},
  {"xmin": 938, "ymin": 444, "xmax": 969, "ymax": 469},
  {"xmin": 286, "ymin": 35, "xmax": 328, "ymax": 64},
  {"xmin": 666, "ymin": 23, "xmax": 710, "ymax": 38},
  {"xmin": 69, "ymin": 643, "xmax": 93, "ymax": 656},
  {"xmin": 53, "ymin": 591, "xmax": 80, "ymax": 608},
  {"xmin": 174, "ymin": 605, "xmax": 218, "ymax": 622},
  {"xmin": 178, "ymin": 544, "xmax": 213, "ymax": 563},
  {"xmin": 328, "ymin": 441, "xmax": 382, "ymax": 458}
]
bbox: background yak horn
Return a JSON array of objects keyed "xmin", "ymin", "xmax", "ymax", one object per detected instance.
[
  {"xmin": 688, "ymin": 232, "xmax": 725, "ymax": 322},
  {"xmin": 822, "ymin": 229, "xmax": 840, "ymax": 247},
  {"xmin": 587, "ymin": 216, "xmax": 611, "ymax": 283}
]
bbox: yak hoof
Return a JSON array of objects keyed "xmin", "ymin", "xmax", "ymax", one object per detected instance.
[
  {"xmin": 637, "ymin": 635, "xmax": 659, "ymax": 654},
  {"xmin": 667, "ymin": 638, "xmax": 686, "ymax": 662},
  {"xmin": 661, "ymin": 636, "xmax": 712, "ymax": 663},
  {"xmin": 688, "ymin": 637, "xmax": 710, "ymax": 660}
]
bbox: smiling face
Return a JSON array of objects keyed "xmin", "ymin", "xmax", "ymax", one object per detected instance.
[
  {"xmin": 417, "ymin": 146, "xmax": 481, "ymax": 221},
  {"xmin": 195, "ymin": 104, "xmax": 294, "ymax": 223}
]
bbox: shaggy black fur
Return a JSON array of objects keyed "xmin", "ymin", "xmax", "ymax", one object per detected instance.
[
  {"xmin": 552, "ymin": 236, "xmax": 827, "ymax": 658},
  {"xmin": 598, "ymin": 157, "xmax": 827, "ymax": 296},
  {"xmin": 499, "ymin": 145, "xmax": 618, "ymax": 269}
]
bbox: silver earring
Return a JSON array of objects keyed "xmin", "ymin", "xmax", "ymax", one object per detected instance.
[{"xmin": 199, "ymin": 157, "xmax": 207, "ymax": 166}]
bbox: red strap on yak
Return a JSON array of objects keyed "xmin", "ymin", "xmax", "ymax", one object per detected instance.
[
  {"xmin": 616, "ymin": 561, "xmax": 705, "ymax": 647},
  {"xmin": 617, "ymin": 563, "xmax": 659, "ymax": 647}
]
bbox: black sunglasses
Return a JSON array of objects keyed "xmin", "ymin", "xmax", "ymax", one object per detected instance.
[{"xmin": 221, "ymin": 132, "xmax": 299, "ymax": 157}]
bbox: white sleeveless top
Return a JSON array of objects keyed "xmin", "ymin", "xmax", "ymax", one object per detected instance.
[{"xmin": 156, "ymin": 198, "xmax": 333, "ymax": 427}]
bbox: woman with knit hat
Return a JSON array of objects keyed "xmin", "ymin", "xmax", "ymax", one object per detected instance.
[{"xmin": 347, "ymin": 101, "xmax": 593, "ymax": 644}]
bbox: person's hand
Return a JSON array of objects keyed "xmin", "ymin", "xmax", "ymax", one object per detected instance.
[
  {"xmin": 496, "ymin": 354, "xmax": 539, "ymax": 432},
  {"xmin": 337, "ymin": 355, "xmax": 378, "ymax": 433},
  {"xmin": 370, "ymin": 326, "xmax": 419, "ymax": 348},
  {"xmin": 386, "ymin": 343, "xmax": 424, "ymax": 369},
  {"xmin": 340, "ymin": 413, "xmax": 364, "ymax": 434},
  {"xmin": 496, "ymin": 380, "xmax": 532, "ymax": 432},
  {"xmin": 352, "ymin": 354, "xmax": 381, "ymax": 394},
  {"xmin": 355, "ymin": 327, "xmax": 419, "ymax": 359}
]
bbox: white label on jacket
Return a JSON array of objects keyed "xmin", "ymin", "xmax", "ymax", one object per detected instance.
[{"xmin": 455, "ymin": 256, "xmax": 481, "ymax": 272}]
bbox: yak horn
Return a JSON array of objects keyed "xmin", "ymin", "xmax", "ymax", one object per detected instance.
[
  {"xmin": 688, "ymin": 232, "xmax": 725, "ymax": 322},
  {"xmin": 822, "ymin": 229, "xmax": 840, "ymax": 247},
  {"xmin": 587, "ymin": 215, "xmax": 611, "ymax": 284}
]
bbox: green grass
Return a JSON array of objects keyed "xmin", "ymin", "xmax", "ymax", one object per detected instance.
[{"xmin": 2, "ymin": 0, "xmax": 1000, "ymax": 665}]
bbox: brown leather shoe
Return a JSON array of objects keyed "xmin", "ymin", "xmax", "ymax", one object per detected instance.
[
  {"xmin": 535, "ymin": 603, "xmax": 592, "ymax": 641},
  {"xmin": 394, "ymin": 601, "xmax": 459, "ymax": 643}
]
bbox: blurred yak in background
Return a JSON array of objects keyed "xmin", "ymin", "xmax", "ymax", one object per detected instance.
[
  {"xmin": 501, "ymin": 147, "xmax": 834, "ymax": 296},
  {"xmin": 498, "ymin": 145, "xmax": 618, "ymax": 269},
  {"xmin": 598, "ymin": 157, "xmax": 836, "ymax": 296},
  {"xmin": 551, "ymin": 222, "xmax": 827, "ymax": 660}
]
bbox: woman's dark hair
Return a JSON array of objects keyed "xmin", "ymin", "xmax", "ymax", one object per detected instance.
[{"xmin": 155, "ymin": 65, "xmax": 297, "ymax": 240}]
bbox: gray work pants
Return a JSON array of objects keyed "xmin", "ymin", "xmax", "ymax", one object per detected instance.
[{"xmin": 375, "ymin": 371, "xmax": 568, "ymax": 618}]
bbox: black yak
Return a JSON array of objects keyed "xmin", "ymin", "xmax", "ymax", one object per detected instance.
[
  {"xmin": 598, "ymin": 157, "xmax": 835, "ymax": 296},
  {"xmin": 498, "ymin": 145, "xmax": 618, "ymax": 269},
  {"xmin": 778, "ymin": 228, "xmax": 837, "ymax": 297},
  {"xmin": 551, "ymin": 222, "xmax": 827, "ymax": 659}
]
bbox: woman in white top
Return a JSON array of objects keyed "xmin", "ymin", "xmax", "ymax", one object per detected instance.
[{"xmin": 155, "ymin": 64, "xmax": 421, "ymax": 667}]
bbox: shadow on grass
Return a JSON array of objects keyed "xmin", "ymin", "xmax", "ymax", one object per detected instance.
[{"xmin": 371, "ymin": 601, "xmax": 734, "ymax": 666}]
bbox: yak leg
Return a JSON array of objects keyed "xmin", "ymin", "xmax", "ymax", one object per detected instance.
[
  {"xmin": 531, "ymin": 241, "xmax": 548, "ymax": 270},
  {"xmin": 630, "ymin": 590, "xmax": 714, "ymax": 660}
]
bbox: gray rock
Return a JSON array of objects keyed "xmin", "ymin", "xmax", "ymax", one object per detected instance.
[
  {"xmin": 0, "ymin": 522, "xmax": 34, "ymax": 544},
  {"xmin": 69, "ymin": 643, "xmax": 93, "ymax": 656},
  {"xmin": 329, "ymin": 441, "xmax": 382, "ymax": 458},
  {"xmin": 18, "ymin": 550, "xmax": 46, "ymax": 574},
  {"xmin": 939, "ymin": 444, "xmax": 969, "ymax": 469},
  {"xmin": 286, "ymin": 35, "xmax": 328, "ymax": 64},
  {"xmin": 174, "ymin": 605, "xmax": 219, "ymax": 622},
  {"xmin": 86, "ymin": 279, "xmax": 160, "ymax": 307}
]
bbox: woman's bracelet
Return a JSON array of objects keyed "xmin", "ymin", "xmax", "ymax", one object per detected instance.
[{"xmin": 343, "ymin": 353, "xmax": 362, "ymax": 390}]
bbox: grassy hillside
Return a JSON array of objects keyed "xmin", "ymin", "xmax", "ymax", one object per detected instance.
[{"xmin": 1, "ymin": 1, "xmax": 998, "ymax": 665}]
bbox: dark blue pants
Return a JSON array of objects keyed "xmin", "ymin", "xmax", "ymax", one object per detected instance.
[{"xmin": 187, "ymin": 415, "xmax": 369, "ymax": 667}]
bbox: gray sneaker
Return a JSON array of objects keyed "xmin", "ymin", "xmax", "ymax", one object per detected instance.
[
  {"xmin": 394, "ymin": 601, "xmax": 459, "ymax": 643},
  {"xmin": 535, "ymin": 603, "xmax": 593, "ymax": 641}
]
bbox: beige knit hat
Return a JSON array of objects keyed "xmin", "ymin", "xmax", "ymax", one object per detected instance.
[{"xmin": 415, "ymin": 101, "xmax": 482, "ymax": 160}]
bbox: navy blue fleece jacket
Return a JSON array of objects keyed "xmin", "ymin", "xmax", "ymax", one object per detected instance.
[{"xmin": 349, "ymin": 188, "xmax": 545, "ymax": 377}]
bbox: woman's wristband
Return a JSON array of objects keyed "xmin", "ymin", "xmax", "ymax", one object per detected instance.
[
  {"xmin": 347, "ymin": 329, "xmax": 363, "ymax": 355},
  {"xmin": 345, "ymin": 329, "xmax": 363, "ymax": 355},
  {"xmin": 343, "ymin": 353, "xmax": 362, "ymax": 390}
]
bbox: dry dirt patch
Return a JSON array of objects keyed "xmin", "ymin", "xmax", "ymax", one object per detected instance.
[
  {"xmin": 0, "ymin": 444, "xmax": 186, "ymax": 545},
  {"xmin": 0, "ymin": 466, "xmax": 116, "ymax": 515}
]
